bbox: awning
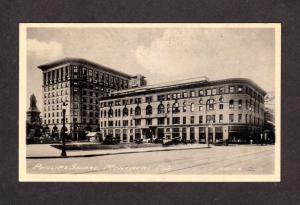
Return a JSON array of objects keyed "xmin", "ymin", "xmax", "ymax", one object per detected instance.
[{"xmin": 86, "ymin": 132, "xmax": 98, "ymax": 137}]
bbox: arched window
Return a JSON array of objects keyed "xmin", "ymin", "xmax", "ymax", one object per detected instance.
[
  {"xmin": 172, "ymin": 102, "xmax": 180, "ymax": 113},
  {"xmin": 190, "ymin": 103, "xmax": 195, "ymax": 112},
  {"xmin": 135, "ymin": 106, "xmax": 141, "ymax": 116},
  {"xmin": 158, "ymin": 104, "xmax": 165, "ymax": 114},
  {"xmin": 206, "ymin": 99, "xmax": 215, "ymax": 110},
  {"xmin": 229, "ymin": 100, "xmax": 234, "ymax": 109},
  {"xmin": 146, "ymin": 105, "xmax": 152, "ymax": 115},
  {"xmin": 123, "ymin": 107, "xmax": 128, "ymax": 116},
  {"xmin": 238, "ymin": 99, "xmax": 242, "ymax": 109},
  {"xmin": 108, "ymin": 108, "xmax": 113, "ymax": 118}
]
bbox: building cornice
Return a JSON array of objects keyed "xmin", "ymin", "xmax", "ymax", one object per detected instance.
[{"xmin": 38, "ymin": 57, "xmax": 133, "ymax": 79}]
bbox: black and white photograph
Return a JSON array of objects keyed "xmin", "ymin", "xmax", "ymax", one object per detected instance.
[{"xmin": 19, "ymin": 23, "xmax": 281, "ymax": 182}]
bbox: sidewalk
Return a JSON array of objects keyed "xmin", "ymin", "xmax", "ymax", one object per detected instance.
[{"xmin": 26, "ymin": 143, "xmax": 210, "ymax": 159}]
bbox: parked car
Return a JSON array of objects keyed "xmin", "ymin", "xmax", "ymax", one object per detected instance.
[
  {"xmin": 162, "ymin": 138, "xmax": 173, "ymax": 146},
  {"xmin": 214, "ymin": 139, "xmax": 223, "ymax": 146},
  {"xmin": 134, "ymin": 138, "xmax": 143, "ymax": 144},
  {"xmin": 103, "ymin": 135, "xmax": 119, "ymax": 145},
  {"xmin": 172, "ymin": 137, "xmax": 181, "ymax": 145},
  {"xmin": 153, "ymin": 138, "xmax": 163, "ymax": 144}
]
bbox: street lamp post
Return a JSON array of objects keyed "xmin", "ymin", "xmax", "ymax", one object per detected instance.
[{"xmin": 61, "ymin": 102, "xmax": 67, "ymax": 157}]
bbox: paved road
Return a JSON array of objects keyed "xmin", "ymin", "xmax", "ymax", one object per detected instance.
[{"xmin": 27, "ymin": 145, "xmax": 274, "ymax": 175}]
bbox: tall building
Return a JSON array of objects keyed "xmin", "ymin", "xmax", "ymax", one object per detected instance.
[
  {"xmin": 38, "ymin": 58, "xmax": 133, "ymax": 140},
  {"xmin": 99, "ymin": 77, "xmax": 266, "ymax": 144}
]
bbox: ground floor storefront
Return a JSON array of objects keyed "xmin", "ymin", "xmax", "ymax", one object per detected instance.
[{"xmin": 102, "ymin": 125, "xmax": 264, "ymax": 144}]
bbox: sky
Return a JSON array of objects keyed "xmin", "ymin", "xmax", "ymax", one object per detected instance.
[{"xmin": 26, "ymin": 26, "xmax": 275, "ymax": 110}]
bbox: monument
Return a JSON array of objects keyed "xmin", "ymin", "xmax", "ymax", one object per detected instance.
[{"xmin": 26, "ymin": 94, "xmax": 42, "ymax": 143}]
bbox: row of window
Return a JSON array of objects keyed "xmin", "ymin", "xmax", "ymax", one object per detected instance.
[
  {"xmin": 44, "ymin": 103, "xmax": 68, "ymax": 112},
  {"xmin": 72, "ymin": 65, "xmax": 129, "ymax": 89},
  {"xmin": 43, "ymin": 118, "xmax": 99, "ymax": 125},
  {"xmin": 101, "ymin": 114, "xmax": 262, "ymax": 127},
  {"xmin": 101, "ymin": 99, "xmax": 262, "ymax": 118},
  {"xmin": 43, "ymin": 67, "xmax": 69, "ymax": 85},
  {"xmin": 44, "ymin": 97, "xmax": 69, "ymax": 105},
  {"xmin": 101, "ymin": 85, "xmax": 264, "ymax": 107}
]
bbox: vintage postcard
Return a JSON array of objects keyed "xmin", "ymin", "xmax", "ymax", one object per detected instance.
[{"xmin": 19, "ymin": 23, "xmax": 281, "ymax": 182}]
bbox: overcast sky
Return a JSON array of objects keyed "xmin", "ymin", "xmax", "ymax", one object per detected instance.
[{"xmin": 26, "ymin": 26, "xmax": 275, "ymax": 110}]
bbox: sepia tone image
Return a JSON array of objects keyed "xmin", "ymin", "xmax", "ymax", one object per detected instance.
[{"xmin": 19, "ymin": 23, "xmax": 280, "ymax": 182}]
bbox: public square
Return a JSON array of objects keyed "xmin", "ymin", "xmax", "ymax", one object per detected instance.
[{"xmin": 26, "ymin": 144, "xmax": 275, "ymax": 175}]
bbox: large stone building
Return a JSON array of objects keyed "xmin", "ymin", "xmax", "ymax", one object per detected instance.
[
  {"xmin": 99, "ymin": 77, "xmax": 266, "ymax": 144},
  {"xmin": 38, "ymin": 58, "xmax": 134, "ymax": 140}
]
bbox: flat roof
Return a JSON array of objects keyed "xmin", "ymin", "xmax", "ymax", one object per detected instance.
[
  {"xmin": 38, "ymin": 57, "xmax": 133, "ymax": 79},
  {"xmin": 100, "ymin": 77, "xmax": 267, "ymax": 100}
]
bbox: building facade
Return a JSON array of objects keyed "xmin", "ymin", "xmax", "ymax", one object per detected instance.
[
  {"xmin": 99, "ymin": 78, "xmax": 266, "ymax": 144},
  {"xmin": 38, "ymin": 58, "xmax": 133, "ymax": 140}
]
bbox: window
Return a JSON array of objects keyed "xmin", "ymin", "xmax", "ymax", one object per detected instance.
[
  {"xmin": 206, "ymin": 115, "xmax": 215, "ymax": 123},
  {"xmin": 212, "ymin": 88, "xmax": 217, "ymax": 95},
  {"xmin": 219, "ymin": 104, "xmax": 223, "ymax": 110},
  {"xmin": 130, "ymin": 108, "xmax": 133, "ymax": 115},
  {"xmin": 229, "ymin": 86, "xmax": 235, "ymax": 93},
  {"xmin": 123, "ymin": 107, "xmax": 128, "ymax": 116},
  {"xmin": 219, "ymin": 114, "xmax": 223, "ymax": 123},
  {"xmin": 238, "ymin": 99, "xmax": 242, "ymax": 109},
  {"xmin": 183, "ymin": 117, "xmax": 186, "ymax": 124},
  {"xmin": 135, "ymin": 106, "xmax": 141, "ymax": 115},
  {"xmin": 167, "ymin": 103, "xmax": 170, "ymax": 113},
  {"xmin": 177, "ymin": 93, "xmax": 181, "ymax": 99},
  {"xmin": 190, "ymin": 116, "xmax": 194, "ymax": 124},
  {"xmin": 190, "ymin": 103, "xmax": 195, "ymax": 112},
  {"xmin": 238, "ymin": 114, "xmax": 242, "ymax": 122},
  {"xmin": 146, "ymin": 105, "xmax": 152, "ymax": 115},
  {"xmin": 145, "ymin": 96, "xmax": 152, "ymax": 103},
  {"xmin": 172, "ymin": 93, "xmax": 177, "ymax": 99},
  {"xmin": 246, "ymin": 100, "xmax": 248, "ymax": 109},
  {"xmin": 199, "ymin": 106, "xmax": 203, "ymax": 111},
  {"xmin": 183, "ymin": 102, "xmax": 187, "ymax": 112},
  {"xmin": 135, "ymin": 98, "xmax": 141, "ymax": 104},
  {"xmin": 108, "ymin": 121, "xmax": 114, "ymax": 127},
  {"xmin": 206, "ymin": 89, "xmax": 211, "ymax": 96},
  {"xmin": 238, "ymin": 86, "xmax": 243, "ymax": 93},
  {"xmin": 183, "ymin": 92, "xmax": 188, "ymax": 98},
  {"xmin": 199, "ymin": 116, "xmax": 203, "ymax": 123},
  {"xmin": 219, "ymin": 87, "xmax": 224, "ymax": 94},
  {"xmin": 135, "ymin": 119, "xmax": 141, "ymax": 126},
  {"xmin": 108, "ymin": 108, "xmax": 113, "ymax": 118},
  {"xmin": 190, "ymin": 91, "xmax": 195, "ymax": 97},
  {"xmin": 158, "ymin": 95, "xmax": 165, "ymax": 101},
  {"xmin": 146, "ymin": 118, "xmax": 152, "ymax": 125},
  {"xmin": 199, "ymin": 98, "xmax": 203, "ymax": 104},
  {"xmin": 167, "ymin": 118, "xmax": 170, "ymax": 125},
  {"xmin": 229, "ymin": 114, "xmax": 234, "ymax": 122},
  {"xmin": 167, "ymin": 94, "xmax": 171, "ymax": 100},
  {"xmin": 158, "ymin": 117, "xmax": 165, "ymax": 125},
  {"xmin": 206, "ymin": 99, "xmax": 215, "ymax": 110},
  {"xmin": 172, "ymin": 117, "xmax": 180, "ymax": 124},
  {"xmin": 172, "ymin": 102, "xmax": 180, "ymax": 113},
  {"xmin": 229, "ymin": 100, "xmax": 234, "ymax": 109},
  {"xmin": 158, "ymin": 104, "xmax": 165, "ymax": 114},
  {"xmin": 199, "ymin": 90, "xmax": 204, "ymax": 96}
]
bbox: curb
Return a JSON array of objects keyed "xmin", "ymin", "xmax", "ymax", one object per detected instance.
[{"xmin": 26, "ymin": 146, "xmax": 210, "ymax": 159}]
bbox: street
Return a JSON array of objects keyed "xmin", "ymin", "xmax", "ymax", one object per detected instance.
[{"xmin": 27, "ymin": 145, "xmax": 274, "ymax": 175}]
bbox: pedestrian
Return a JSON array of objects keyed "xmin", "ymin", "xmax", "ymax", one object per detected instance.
[{"xmin": 260, "ymin": 133, "xmax": 263, "ymax": 146}]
